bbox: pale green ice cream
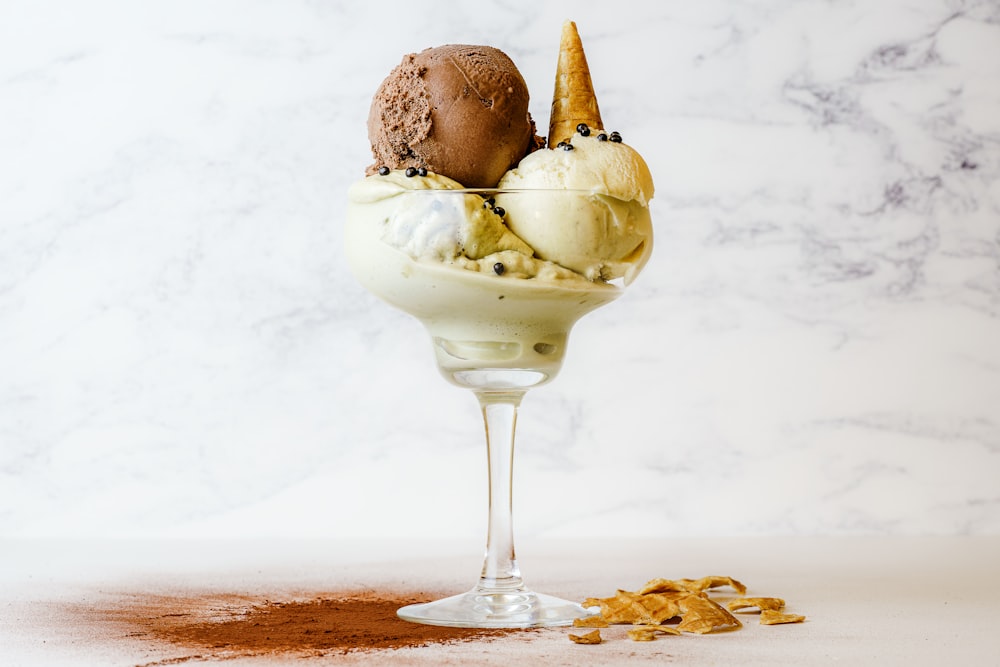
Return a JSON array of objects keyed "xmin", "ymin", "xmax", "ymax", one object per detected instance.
[
  {"xmin": 345, "ymin": 132, "xmax": 654, "ymax": 376},
  {"xmin": 345, "ymin": 172, "xmax": 622, "ymax": 377},
  {"xmin": 346, "ymin": 171, "xmax": 592, "ymax": 283}
]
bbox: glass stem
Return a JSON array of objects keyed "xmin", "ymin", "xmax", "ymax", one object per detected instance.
[{"xmin": 476, "ymin": 389, "xmax": 526, "ymax": 594}]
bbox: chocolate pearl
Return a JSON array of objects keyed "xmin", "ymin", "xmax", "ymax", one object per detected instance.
[
  {"xmin": 576, "ymin": 123, "xmax": 590, "ymax": 136},
  {"xmin": 493, "ymin": 206, "xmax": 505, "ymax": 217},
  {"xmin": 417, "ymin": 167, "xmax": 428, "ymax": 177},
  {"xmin": 493, "ymin": 262, "xmax": 505, "ymax": 275},
  {"xmin": 377, "ymin": 166, "xmax": 390, "ymax": 175},
  {"xmin": 404, "ymin": 166, "xmax": 417, "ymax": 177}
]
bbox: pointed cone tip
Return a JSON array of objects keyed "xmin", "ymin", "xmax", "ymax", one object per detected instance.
[{"xmin": 548, "ymin": 20, "xmax": 603, "ymax": 147}]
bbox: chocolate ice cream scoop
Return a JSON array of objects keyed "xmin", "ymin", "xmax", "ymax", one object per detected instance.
[{"xmin": 366, "ymin": 44, "xmax": 541, "ymax": 189}]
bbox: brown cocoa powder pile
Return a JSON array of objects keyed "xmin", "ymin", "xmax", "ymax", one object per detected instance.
[{"xmin": 93, "ymin": 590, "xmax": 522, "ymax": 662}]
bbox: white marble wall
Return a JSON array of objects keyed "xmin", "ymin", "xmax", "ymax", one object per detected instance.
[{"xmin": 1, "ymin": 0, "xmax": 998, "ymax": 540}]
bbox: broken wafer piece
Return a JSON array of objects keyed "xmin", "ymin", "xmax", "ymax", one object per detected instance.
[
  {"xmin": 639, "ymin": 575, "xmax": 747, "ymax": 596},
  {"xmin": 573, "ymin": 616, "xmax": 609, "ymax": 628},
  {"xmin": 676, "ymin": 595, "xmax": 742, "ymax": 634},
  {"xmin": 760, "ymin": 609, "xmax": 806, "ymax": 625},
  {"xmin": 728, "ymin": 597, "xmax": 786, "ymax": 612},
  {"xmin": 569, "ymin": 629, "xmax": 603, "ymax": 644},
  {"xmin": 582, "ymin": 590, "xmax": 683, "ymax": 625},
  {"xmin": 627, "ymin": 625, "xmax": 682, "ymax": 642},
  {"xmin": 548, "ymin": 20, "xmax": 603, "ymax": 146}
]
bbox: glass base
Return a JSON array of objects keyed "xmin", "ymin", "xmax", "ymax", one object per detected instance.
[{"xmin": 398, "ymin": 588, "xmax": 596, "ymax": 629}]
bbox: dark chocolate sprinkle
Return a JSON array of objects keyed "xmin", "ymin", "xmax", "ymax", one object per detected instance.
[
  {"xmin": 493, "ymin": 206, "xmax": 505, "ymax": 217},
  {"xmin": 577, "ymin": 123, "xmax": 590, "ymax": 136},
  {"xmin": 609, "ymin": 131, "xmax": 622, "ymax": 143},
  {"xmin": 493, "ymin": 262, "xmax": 505, "ymax": 275},
  {"xmin": 562, "ymin": 143, "xmax": 575, "ymax": 151},
  {"xmin": 417, "ymin": 167, "xmax": 428, "ymax": 177},
  {"xmin": 484, "ymin": 197, "xmax": 495, "ymax": 209},
  {"xmin": 597, "ymin": 133, "xmax": 608, "ymax": 141},
  {"xmin": 405, "ymin": 166, "xmax": 417, "ymax": 177},
  {"xmin": 377, "ymin": 166, "xmax": 390, "ymax": 175}
]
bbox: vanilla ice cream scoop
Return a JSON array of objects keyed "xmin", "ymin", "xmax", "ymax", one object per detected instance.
[{"xmin": 495, "ymin": 129, "xmax": 654, "ymax": 283}]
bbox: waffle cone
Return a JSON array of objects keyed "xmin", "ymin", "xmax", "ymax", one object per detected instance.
[{"xmin": 548, "ymin": 20, "xmax": 603, "ymax": 146}]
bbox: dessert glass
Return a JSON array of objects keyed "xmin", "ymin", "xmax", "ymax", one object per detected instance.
[{"xmin": 345, "ymin": 188, "xmax": 640, "ymax": 628}]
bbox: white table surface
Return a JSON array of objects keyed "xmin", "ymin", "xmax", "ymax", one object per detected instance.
[{"xmin": 2, "ymin": 537, "xmax": 997, "ymax": 666}]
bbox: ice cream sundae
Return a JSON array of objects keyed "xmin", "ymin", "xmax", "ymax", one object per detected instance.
[{"xmin": 344, "ymin": 21, "xmax": 654, "ymax": 627}]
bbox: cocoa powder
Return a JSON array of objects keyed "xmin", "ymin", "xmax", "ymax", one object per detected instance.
[{"xmin": 90, "ymin": 590, "xmax": 522, "ymax": 663}]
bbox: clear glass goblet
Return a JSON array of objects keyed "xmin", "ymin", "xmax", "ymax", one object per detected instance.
[{"xmin": 345, "ymin": 187, "xmax": 650, "ymax": 628}]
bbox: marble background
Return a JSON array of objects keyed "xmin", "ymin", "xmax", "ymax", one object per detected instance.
[{"xmin": 1, "ymin": 0, "xmax": 998, "ymax": 541}]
